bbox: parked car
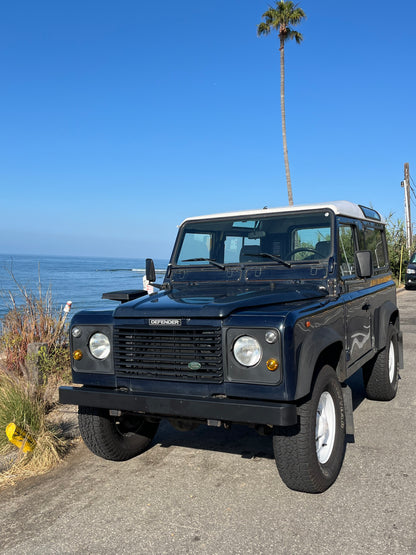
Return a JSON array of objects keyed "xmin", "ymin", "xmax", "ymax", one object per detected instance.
[
  {"xmin": 405, "ymin": 252, "xmax": 416, "ymax": 289},
  {"xmin": 60, "ymin": 201, "xmax": 403, "ymax": 493}
]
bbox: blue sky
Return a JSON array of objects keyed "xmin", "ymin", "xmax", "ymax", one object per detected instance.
[{"xmin": 1, "ymin": 0, "xmax": 415, "ymax": 259}]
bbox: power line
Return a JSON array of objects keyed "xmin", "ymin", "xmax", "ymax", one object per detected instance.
[
  {"xmin": 409, "ymin": 184, "xmax": 416, "ymax": 208},
  {"xmin": 408, "ymin": 173, "xmax": 416, "ymax": 208}
]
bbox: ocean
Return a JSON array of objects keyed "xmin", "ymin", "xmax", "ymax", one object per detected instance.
[{"xmin": 0, "ymin": 254, "xmax": 169, "ymax": 322}]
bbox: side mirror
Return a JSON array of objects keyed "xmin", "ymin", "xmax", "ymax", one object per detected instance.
[
  {"xmin": 145, "ymin": 258, "xmax": 156, "ymax": 283},
  {"xmin": 355, "ymin": 251, "xmax": 373, "ymax": 279}
]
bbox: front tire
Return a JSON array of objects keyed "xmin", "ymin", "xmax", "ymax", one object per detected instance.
[
  {"xmin": 273, "ymin": 365, "xmax": 346, "ymax": 493},
  {"xmin": 363, "ymin": 325, "xmax": 399, "ymax": 401},
  {"xmin": 78, "ymin": 406, "xmax": 159, "ymax": 461}
]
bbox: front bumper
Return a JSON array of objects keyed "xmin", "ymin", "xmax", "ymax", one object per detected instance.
[{"xmin": 59, "ymin": 386, "xmax": 297, "ymax": 427}]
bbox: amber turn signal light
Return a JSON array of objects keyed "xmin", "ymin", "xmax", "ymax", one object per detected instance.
[
  {"xmin": 73, "ymin": 350, "xmax": 83, "ymax": 361},
  {"xmin": 266, "ymin": 358, "xmax": 279, "ymax": 371}
]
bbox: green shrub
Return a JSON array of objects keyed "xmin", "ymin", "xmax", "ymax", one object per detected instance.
[
  {"xmin": 0, "ymin": 275, "xmax": 72, "ymax": 483},
  {"xmin": 0, "ymin": 375, "xmax": 45, "ymax": 454},
  {"xmin": 37, "ymin": 344, "xmax": 71, "ymax": 384},
  {"xmin": 386, "ymin": 216, "xmax": 408, "ymax": 282},
  {"xmin": 0, "ymin": 375, "xmax": 68, "ymax": 485}
]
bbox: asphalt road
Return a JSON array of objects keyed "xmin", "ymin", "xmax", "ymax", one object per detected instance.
[{"xmin": 0, "ymin": 290, "xmax": 415, "ymax": 555}]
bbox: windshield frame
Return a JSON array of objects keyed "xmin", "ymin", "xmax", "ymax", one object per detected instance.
[{"xmin": 170, "ymin": 209, "xmax": 335, "ymax": 274}]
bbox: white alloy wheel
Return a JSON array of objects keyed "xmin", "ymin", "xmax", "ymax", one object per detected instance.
[
  {"xmin": 315, "ymin": 391, "xmax": 336, "ymax": 464},
  {"xmin": 273, "ymin": 365, "xmax": 346, "ymax": 492},
  {"xmin": 388, "ymin": 340, "xmax": 396, "ymax": 383}
]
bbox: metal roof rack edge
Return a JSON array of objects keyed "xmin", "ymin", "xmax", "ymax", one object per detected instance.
[{"xmin": 181, "ymin": 201, "xmax": 384, "ymax": 225}]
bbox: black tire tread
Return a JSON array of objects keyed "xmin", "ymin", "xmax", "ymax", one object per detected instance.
[
  {"xmin": 273, "ymin": 366, "xmax": 346, "ymax": 493},
  {"xmin": 363, "ymin": 326, "xmax": 398, "ymax": 401},
  {"xmin": 78, "ymin": 406, "xmax": 159, "ymax": 461}
]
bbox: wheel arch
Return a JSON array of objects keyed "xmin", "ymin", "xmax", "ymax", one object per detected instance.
[
  {"xmin": 374, "ymin": 300, "xmax": 400, "ymax": 351},
  {"xmin": 295, "ymin": 328, "xmax": 344, "ymax": 399}
]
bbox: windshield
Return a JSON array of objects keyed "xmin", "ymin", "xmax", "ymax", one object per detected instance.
[{"xmin": 173, "ymin": 210, "xmax": 333, "ymax": 267}]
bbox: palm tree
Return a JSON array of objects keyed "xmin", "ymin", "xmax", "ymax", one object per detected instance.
[{"xmin": 257, "ymin": 1, "xmax": 306, "ymax": 206}]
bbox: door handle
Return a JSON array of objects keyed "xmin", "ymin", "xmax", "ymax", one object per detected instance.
[{"xmin": 362, "ymin": 303, "xmax": 371, "ymax": 311}]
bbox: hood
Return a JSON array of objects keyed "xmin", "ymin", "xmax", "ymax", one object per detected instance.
[{"xmin": 113, "ymin": 283, "xmax": 328, "ymax": 319}]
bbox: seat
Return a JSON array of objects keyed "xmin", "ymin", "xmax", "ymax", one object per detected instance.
[{"xmin": 315, "ymin": 241, "xmax": 331, "ymax": 259}]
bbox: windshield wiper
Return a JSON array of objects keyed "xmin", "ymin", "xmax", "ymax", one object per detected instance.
[
  {"xmin": 259, "ymin": 253, "xmax": 292, "ymax": 268},
  {"xmin": 182, "ymin": 258, "xmax": 226, "ymax": 270}
]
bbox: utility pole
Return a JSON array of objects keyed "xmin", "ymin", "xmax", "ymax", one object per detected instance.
[{"xmin": 402, "ymin": 163, "xmax": 412, "ymax": 252}]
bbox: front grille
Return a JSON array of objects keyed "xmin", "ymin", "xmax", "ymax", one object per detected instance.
[{"xmin": 114, "ymin": 326, "xmax": 223, "ymax": 382}]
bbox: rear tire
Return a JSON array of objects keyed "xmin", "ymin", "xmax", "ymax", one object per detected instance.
[
  {"xmin": 78, "ymin": 406, "xmax": 159, "ymax": 461},
  {"xmin": 363, "ymin": 325, "xmax": 399, "ymax": 401},
  {"xmin": 273, "ymin": 365, "xmax": 346, "ymax": 493}
]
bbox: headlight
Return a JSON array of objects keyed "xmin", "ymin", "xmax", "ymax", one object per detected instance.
[
  {"xmin": 407, "ymin": 268, "xmax": 416, "ymax": 274},
  {"xmin": 233, "ymin": 336, "xmax": 262, "ymax": 367},
  {"xmin": 89, "ymin": 333, "xmax": 111, "ymax": 360}
]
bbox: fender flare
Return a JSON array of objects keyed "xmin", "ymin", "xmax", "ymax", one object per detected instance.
[
  {"xmin": 295, "ymin": 327, "xmax": 344, "ymax": 399},
  {"xmin": 374, "ymin": 300, "xmax": 399, "ymax": 351}
]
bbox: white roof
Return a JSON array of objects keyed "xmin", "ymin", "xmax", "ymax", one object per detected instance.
[{"xmin": 181, "ymin": 201, "xmax": 384, "ymax": 225}]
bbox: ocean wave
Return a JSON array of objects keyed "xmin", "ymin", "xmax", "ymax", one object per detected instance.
[
  {"xmin": 96, "ymin": 268, "xmax": 166, "ymax": 273},
  {"xmin": 132, "ymin": 268, "xmax": 166, "ymax": 273},
  {"xmin": 95, "ymin": 269, "xmax": 132, "ymax": 272}
]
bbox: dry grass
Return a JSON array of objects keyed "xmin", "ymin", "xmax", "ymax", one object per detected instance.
[
  {"xmin": 0, "ymin": 374, "xmax": 43, "ymax": 453},
  {"xmin": 0, "ymin": 272, "xmax": 74, "ymax": 486},
  {"xmin": 0, "ymin": 429, "xmax": 72, "ymax": 488},
  {"xmin": 0, "ymin": 374, "xmax": 72, "ymax": 487}
]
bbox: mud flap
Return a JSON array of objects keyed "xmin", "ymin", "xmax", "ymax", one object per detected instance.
[
  {"xmin": 397, "ymin": 331, "xmax": 404, "ymax": 370},
  {"xmin": 342, "ymin": 384, "xmax": 355, "ymax": 439}
]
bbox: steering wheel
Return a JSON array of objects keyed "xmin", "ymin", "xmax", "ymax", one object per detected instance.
[{"xmin": 286, "ymin": 247, "xmax": 321, "ymax": 259}]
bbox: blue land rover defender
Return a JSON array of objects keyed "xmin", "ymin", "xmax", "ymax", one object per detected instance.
[{"xmin": 60, "ymin": 201, "xmax": 403, "ymax": 493}]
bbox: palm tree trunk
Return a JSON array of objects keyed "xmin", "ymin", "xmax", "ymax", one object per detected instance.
[{"xmin": 280, "ymin": 39, "xmax": 293, "ymax": 206}]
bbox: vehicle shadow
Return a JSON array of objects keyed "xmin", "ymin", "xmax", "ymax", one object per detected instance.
[
  {"xmin": 157, "ymin": 421, "xmax": 275, "ymax": 461},
  {"xmin": 346, "ymin": 367, "xmax": 366, "ymax": 411},
  {"xmin": 154, "ymin": 369, "xmax": 368, "ymax": 460}
]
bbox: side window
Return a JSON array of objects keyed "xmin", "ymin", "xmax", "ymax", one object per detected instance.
[
  {"xmin": 339, "ymin": 224, "xmax": 356, "ymax": 277},
  {"xmin": 359, "ymin": 226, "xmax": 387, "ymax": 272}
]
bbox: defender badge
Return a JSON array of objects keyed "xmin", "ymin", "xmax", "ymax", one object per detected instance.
[{"xmin": 149, "ymin": 318, "xmax": 182, "ymax": 326}]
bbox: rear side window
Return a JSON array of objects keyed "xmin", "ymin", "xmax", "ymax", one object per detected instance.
[{"xmin": 359, "ymin": 226, "xmax": 388, "ymax": 272}]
